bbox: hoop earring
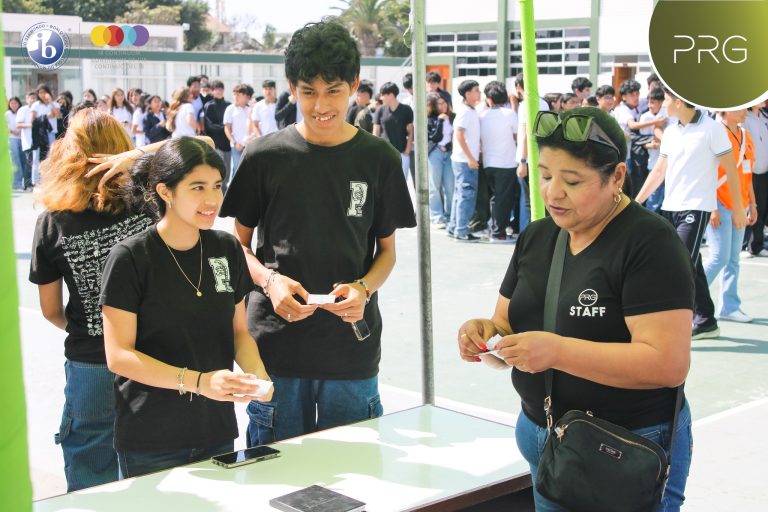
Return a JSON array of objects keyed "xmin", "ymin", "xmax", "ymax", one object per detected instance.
[{"xmin": 614, "ymin": 191, "xmax": 622, "ymax": 204}]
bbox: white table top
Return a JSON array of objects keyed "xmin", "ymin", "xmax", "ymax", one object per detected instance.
[{"xmin": 34, "ymin": 406, "xmax": 529, "ymax": 512}]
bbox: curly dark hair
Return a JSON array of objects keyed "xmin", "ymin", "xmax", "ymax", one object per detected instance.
[{"xmin": 284, "ymin": 18, "xmax": 360, "ymax": 86}]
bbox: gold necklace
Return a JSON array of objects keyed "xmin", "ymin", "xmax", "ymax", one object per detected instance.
[{"xmin": 162, "ymin": 232, "xmax": 203, "ymax": 297}]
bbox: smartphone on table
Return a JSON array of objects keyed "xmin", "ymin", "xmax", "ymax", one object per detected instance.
[{"xmin": 211, "ymin": 446, "xmax": 281, "ymax": 469}]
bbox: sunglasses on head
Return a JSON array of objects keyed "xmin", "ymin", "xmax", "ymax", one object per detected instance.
[{"xmin": 533, "ymin": 111, "xmax": 622, "ymax": 161}]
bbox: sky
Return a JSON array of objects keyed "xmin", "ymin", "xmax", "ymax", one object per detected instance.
[{"xmin": 208, "ymin": 0, "xmax": 342, "ymax": 36}]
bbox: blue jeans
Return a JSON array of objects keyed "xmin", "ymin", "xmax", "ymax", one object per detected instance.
[
  {"xmin": 646, "ymin": 182, "xmax": 665, "ymax": 214},
  {"xmin": 518, "ymin": 176, "xmax": 531, "ymax": 232},
  {"xmin": 427, "ymin": 148, "xmax": 454, "ymax": 223},
  {"xmin": 57, "ymin": 360, "xmax": 119, "ymax": 491},
  {"xmin": 215, "ymin": 148, "xmax": 232, "ymax": 191},
  {"xmin": 10, "ymin": 137, "xmax": 26, "ymax": 189},
  {"xmin": 516, "ymin": 400, "xmax": 693, "ymax": 512},
  {"xmin": 246, "ymin": 375, "xmax": 383, "ymax": 446},
  {"xmin": 447, "ymin": 161, "xmax": 479, "ymax": 237},
  {"xmin": 400, "ymin": 153, "xmax": 410, "ymax": 182},
  {"xmin": 117, "ymin": 441, "xmax": 233, "ymax": 479},
  {"xmin": 230, "ymin": 147, "xmax": 243, "ymax": 186},
  {"xmin": 704, "ymin": 201, "xmax": 746, "ymax": 316}
]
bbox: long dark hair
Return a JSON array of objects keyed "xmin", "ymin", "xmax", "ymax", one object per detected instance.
[
  {"xmin": 426, "ymin": 93, "xmax": 440, "ymax": 117},
  {"xmin": 127, "ymin": 137, "xmax": 226, "ymax": 221}
]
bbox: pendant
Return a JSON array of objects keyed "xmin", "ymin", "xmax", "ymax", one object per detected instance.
[{"xmin": 196, "ymin": 291, "xmax": 202, "ymax": 297}]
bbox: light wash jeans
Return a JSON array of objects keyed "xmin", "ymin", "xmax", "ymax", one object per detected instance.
[
  {"xmin": 704, "ymin": 201, "xmax": 747, "ymax": 316},
  {"xmin": 214, "ymin": 148, "xmax": 232, "ymax": 191},
  {"xmin": 518, "ymin": 176, "xmax": 531, "ymax": 233},
  {"xmin": 230, "ymin": 147, "xmax": 243, "ymax": 187},
  {"xmin": 58, "ymin": 360, "xmax": 119, "ymax": 491},
  {"xmin": 447, "ymin": 161, "xmax": 478, "ymax": 237},
  {"xmin": 400, "ymin": 153, "xmax": 410, "ymax": 182},
  {"xmin": 516, "ymin": 400, "xmax": 693, "ymax": 512},
  {"xmin": 246, "ymin": 375, "xmax": 382, "ymax": 446},
  {"xmin": 10, "ymin": 137, "xmax": 25, "ymax": 189},
  {"xmin": 427, "ymin": 148, "xmax": 454, "ymax": 223}
]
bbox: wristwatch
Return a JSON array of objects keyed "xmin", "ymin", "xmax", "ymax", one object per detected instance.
[{"xmin": 520, "ymin": 158, "xmax": 528, "ymax": 164}]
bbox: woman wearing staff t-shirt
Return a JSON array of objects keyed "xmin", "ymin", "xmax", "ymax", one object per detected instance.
[
  {"xmin": 457, "ymin": 108, "xmax": 695, "ymax": 512},
  {"xmin": 29, "ymin": 109, "xmax": 153, "ymax": 491},
  {"xmin": 99, "ymin": 136, "xmax": 272, "ymax": 478}
]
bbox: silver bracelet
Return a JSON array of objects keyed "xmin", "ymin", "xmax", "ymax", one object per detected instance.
[{"xmin": 177, "ymin": 366, "xmax": 187, "ymax": 396}]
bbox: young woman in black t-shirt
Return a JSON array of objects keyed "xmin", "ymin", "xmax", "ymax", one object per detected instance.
[
  {"xmin": 29, "ymin": 109, "xmax": 153, "ymax": 491},
  {"xmin": 99, "ymin": 137, "xmax": 272, "ymax": 478},
  {"xmin": 457, "ymin": 108, "xmax": 695, "ymax": 512}
]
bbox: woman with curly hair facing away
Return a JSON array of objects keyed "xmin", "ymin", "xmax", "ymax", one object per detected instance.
[{"xmin": 29, "ymin": 108, "xmax": 154, "ymax": 491}]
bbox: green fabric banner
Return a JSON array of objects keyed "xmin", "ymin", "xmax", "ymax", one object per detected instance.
[
  {"xmin": 519, "ymin": 0, "xmax": 545, "ymax": 221},
  {"xmin": 0, "ymin": 13, "xmax": 33, "ymax": 510}
]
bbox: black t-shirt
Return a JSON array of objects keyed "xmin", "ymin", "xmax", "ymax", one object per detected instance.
[
  {"xmin": 29, "ymin": 209, "xmax": 153, "ymax": 363},
  {"xmin": 346, "ymin": 104, "xmax": 362, "ymax": 125},
  {"xmin": 373, "ymin": 103, "xmax": 414, "ymax": 153},
  {"xmin": 100, "ymin": 227, "xmax": 253, "ymax": 451},
  {"xmin": 500, "ymin": 202, "xmax": 694, "ymax": 430},
  {"xmin": 220, "ymin": 126, "xmax": 416, "ymax": 380}
]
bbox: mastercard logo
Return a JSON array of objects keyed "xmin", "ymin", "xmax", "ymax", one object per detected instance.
[{"xmin": 90, "ymin": 25, "xmax": 149, "ymax": 47}]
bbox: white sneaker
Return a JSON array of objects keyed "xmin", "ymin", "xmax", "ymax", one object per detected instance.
[
  {"xmin": 757, "ymin": 249, "xmax": 768, "ymax": 257},
  {"xmin": 741, "ymin": 251, "xmax": 756, "ymax": 259},
  {"xmin": 718, "ymin": 309, "xmax": 753, "ymax": 323}
]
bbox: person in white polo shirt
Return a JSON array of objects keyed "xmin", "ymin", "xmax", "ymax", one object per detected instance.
[
  {"xmin": 742, "ymin": 102, "xmax": 768, "ymax": 256},
  {"xmin": 636, "ymin": 88, "xmax": 746, "ymax": 340},
  {"xmin": 224, "ymin": 83, "xmax": 255, "ymax": 183},
  {"xmin": 480, "ymin": 80, "xmax": 518, "ymax": 243},
  {"xmin": 250, "ymin": 80, "xmax": 278, "ymax": 138}
]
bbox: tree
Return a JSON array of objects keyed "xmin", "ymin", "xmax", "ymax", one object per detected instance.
[
  {"xmin": 334, "ymin": 0, "xmax": 410, "ymax": 57},
  {"xmin": 260, "ymin": 24, "xmax": 286, "ymax": 51},
  {"xmin": 116, "ymin": 1, "xmax": 181, "ymax": 26},
  {"xmin": 2, "ymin": 0, "xmax": 52, "ymax": 14},
  {"xmin": 179, "ymin": 0, "xmax": 211, "ymax": 51}
]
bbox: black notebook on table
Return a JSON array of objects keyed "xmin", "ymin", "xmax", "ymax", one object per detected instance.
[{"xmin": 269, "ymin": 485, "xmax": 366, "ymax": 512}]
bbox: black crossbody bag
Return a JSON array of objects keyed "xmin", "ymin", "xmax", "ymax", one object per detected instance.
[{"xmin": 535, "ymin": 229, "xmax": 685, "ymax": 512}]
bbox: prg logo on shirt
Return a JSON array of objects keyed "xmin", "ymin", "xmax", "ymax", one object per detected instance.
[
  {"xmin": 570, "ymin": 288, "xmax": 606, "ymax": 317},
  {"xmin": 347, "ymin": 181, "xmax": 368, "ymax": 217}
]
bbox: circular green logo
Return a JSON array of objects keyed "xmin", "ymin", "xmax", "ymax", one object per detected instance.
[{"xmin": 649, "ymin": 0, "xmax": 768, "ymax": 110}]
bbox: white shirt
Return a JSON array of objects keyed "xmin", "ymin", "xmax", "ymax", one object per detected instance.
[
  {"xmin": 16, "ymin": 105, "xmax": 33, "ymax": 150},
  {"xmin": 744, "ymin": 109, "xmax": 768, "ymax": 175},
  {"xmin": 659, "ymin": 111, "xmax": 732, "ymax": 212},
  {"xmin": 515, "ymin": 97, "xmax": 549, "ymax": 162},
  {"xmin": 172, "ymin": 103, "xmax": 197, "ymax": 138},
  {"xmin": 639, "ymin": 110, "xmax": 662, "ymax": 169},
  {"xmin": 451, "ymin": 104, "xmax": 480, "ymax": 163},
  {"xmin": 480, "ymin": 106, "xmax": 518, "ymax": 168},
  {"xmin": 613, "ymin": 102, "xmax": 639, "ymax": 154},
  {"xmin": 111, "ymin": 106, "xmax": 133, "ymax": 134},
  {"xmin": 223, "ymin": 104, "xmax": 250, "ymax": 145},
  {"xmin": 132, "ymin": 109, "xmax": 146, "ymax": 147},
  {"xmin": 251, "ymin": 100, "xmax": 278, "ymax": 136},
  {"xmin": 6, "ymin": 110, "xmax": 19, "ymax": 139},
  {"xmin": 32, "ymin": 100, "xmax": 58, "ymax": 135},
  {"xmin": 438, "ymin": 117, "xmax": 453, "ymax": 147},
  {"xmin": 192, "ymin": 96, "xmax": 204, "ymax": 121}
]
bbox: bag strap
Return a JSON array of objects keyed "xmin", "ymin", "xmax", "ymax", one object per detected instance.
[
  {"xmin": 542, "ymin": 229, "xmax": 568, "ymax": 431},
  {"xmin": 541, "ymin": 228, "xmax": 685, "ymax": 465}
]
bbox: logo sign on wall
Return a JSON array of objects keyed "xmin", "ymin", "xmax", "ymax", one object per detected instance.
[
  {"xmin": 21, "ymin": 23, "xmax": 70, "ymax": 70},
  {"xmin": 90, "ymin": 25, "xmax": 150, "ymax": 47},
  {"xmin": 649, "ymin": 0, "xmax": 768, "ymax": 110}
]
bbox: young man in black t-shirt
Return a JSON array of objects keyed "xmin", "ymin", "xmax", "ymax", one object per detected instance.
[
  {"xmin": 373, "ymin": 81, "xmax": 414, "ymax": 183},
  {"xmin": 220, "ymin": 20, "xmax": 416, "ymax": 445}
]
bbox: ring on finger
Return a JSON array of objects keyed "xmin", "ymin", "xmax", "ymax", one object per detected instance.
[
  {"xmin": 287, "ymin": 313, "xmax": 292, "ymax": 321},
  {"xmin": 344, "ymin": 312, "xmax": 348, "ymax": 318}
]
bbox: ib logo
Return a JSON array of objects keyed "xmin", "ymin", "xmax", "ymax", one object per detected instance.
[
  {"xmin": 90, "ymin": 25, "xmax": 150, "ymax": 48},
  {"xmin": 21, "ymin": 23, "xmax": 70, "ymax": 70},
  {"xmin": 649, "ymin": 0, "xmax": 768, "ymax": 110}
]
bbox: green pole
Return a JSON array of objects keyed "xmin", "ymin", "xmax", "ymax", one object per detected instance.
[
  {"xmin": 0, "ymin": 13, "xmax": 33, "ymax": 511},
  {"xmin": 518, "ymin": 0, "xmax": 545, "ymax": 220}
]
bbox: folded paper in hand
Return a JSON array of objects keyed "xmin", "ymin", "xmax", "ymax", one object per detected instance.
[{"xmin": 269, "ymin": 485, "xmax": 365, "ymax": 512}]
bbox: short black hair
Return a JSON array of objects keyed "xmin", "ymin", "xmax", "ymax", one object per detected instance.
[
  {"xmin": 647, "ymin": 73, "xmax": 660, "ymax": 86},
  {"xmin": 561, "ymin": 92, "xmax": 577, "ymax": 104},
  {"xmin": 379, "ymin": 81, "xmax": 399, "ymax": 97},
  {"xmin": 458, "ymin": 79, "xmax": 479, "ymax": 99},
  {"xmin": 357, "ymin": 81, "xmax": 373, "ymax": 97},
  {"xmin": 186, "ymin": 75, "xmax": 201, "ymax": 87},
  {"xmin": 262, "ymin": 79, "xmax": 276, "ymax": 89},
  {"xmin": 26, "ymin": 91, "xmax": 38, "ymax": 98},
  {"xmin": 285, "ymin": 18, "xmax": 360, "ymax": 86},
  {"xmin": 585, "ymin": 95, "xmax": 599, "ymax": 107},
  {"xmin": 402, "ymin": 72, "xmax": 413, "ymax": 90},
  {"xmin": 619, "ymin": 79, "xmax": 641, "ymax": 97},
  {"xmin": 535, "ymin": 107, "xmax": 627, "ymax": 183},
  {"xmin": 595, "ymin": 85, "xmax": 615, "ymax": 98},
  {"xmin": 210, "ymin": 80, "xmax": 224, "ymax": 90},
  {"xmin": 648, "ymin": 87, "xmax": 665, "ymax": 102},
  {"xmin": 571, "ymin": 76, "xmax": 593, "ymax": 92},
  {"xmin": 233, "ymin": 83, "xmax": 254, "ymax": 97},
  {"xmin": 662, "ymin": 86, "xmax": 695, "ymax": 109},
  {"xmin": 484, "ymin": 81, "xmax": 508, "ymax": 106},
  {"xmin": 514, "ymin": 72, "xmax": 524, "ymax": 89},
  {"xmin": 426, "ymin": 71, "xmax": 441, "ymax": 84}
]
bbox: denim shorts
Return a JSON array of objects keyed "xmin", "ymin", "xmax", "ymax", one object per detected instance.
[
  {"xmin": 246, "ymin": 375, "xmax": 383, "ymax": 446},
  {"xmin": 515, "ymin": 400, "xmax": 693, "ymax": 512},
  {"xmin": 57, "ymin": 360, "xmax": 119, "ymax": 491}
]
